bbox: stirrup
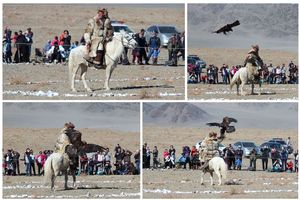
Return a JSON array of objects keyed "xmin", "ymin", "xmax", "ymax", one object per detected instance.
[{"xmin": 83, "ymin": 56, "xmax": 94, "ymax": 64}]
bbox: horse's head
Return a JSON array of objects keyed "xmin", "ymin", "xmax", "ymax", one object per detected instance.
[{"xmin": 119, "ymin": 30, "xmax": 137, "ymax": 49}]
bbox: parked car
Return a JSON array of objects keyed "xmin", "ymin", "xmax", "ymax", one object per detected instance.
[
  {"xmin": 111, "ymin": 20, "xmax": 134, "ymax": 36},
  {"xmin": 196, "ymin": 141, "xmax": 226, "ymax": 153},
  {"xmin": 145, "ymin": 25, "xmax": 180, "ymax": 47},
  {"xmin": 268, "ymin": 138, "xmax": 293, "ymax": 154},
  {"xmin": 260, "ymin": 142, "xmax": 283, "ymax": 152},
  {"xmin": 187, "ymin": 55, "xmax": 206, "ymax": 68},
  {"xmin": 232, "ymin": 141, "xmax": 261, "ymax": 158}
]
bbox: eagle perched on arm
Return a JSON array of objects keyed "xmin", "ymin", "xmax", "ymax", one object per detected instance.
[
  {"xmin": 206, "ymin": 116, "xmax": 238, "ymax": 139},
  {"xmin": 213, "ymin": 20, "xmax": 240, "ymax": 35}
]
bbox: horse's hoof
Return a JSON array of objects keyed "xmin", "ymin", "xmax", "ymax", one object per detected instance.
[
  {"xmin": 72, "ymin": 89, "xmax": 77, "ymax": 92},
  {"xmin": 201, "ymin": 183, "xmax": 204, "ymax": 185},
  {"xmin": 86, "ymin": 88, "xmax": 92, "ymax": 92},
  {"xmin": 105, "ymin": 88, "xmax": 111, "ymax": 91}
]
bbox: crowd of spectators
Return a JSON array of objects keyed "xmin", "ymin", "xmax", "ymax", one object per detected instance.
[
  {"xmin": 3, "ymin": 26, "xmax": 185, "ymax": 66},
  {"xmin": 131, "ymin": 30, "xmax": 185, "ymax": 66},
  {"xmin": 3, "ymin": 27, "xmax": 33, "ymax": 63},
  {"xmin": 3, "ymin": 144, "xmax": 139, "ymax": 176},
  {"xmin": 142, "ymin": 140, "xmax": 298, "ymax": 173},
  {"xmin": 188, "ymin": 61, "xmax": 298, "ymax": 84}
]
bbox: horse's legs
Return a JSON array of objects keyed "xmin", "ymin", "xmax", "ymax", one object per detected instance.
[
  {"xmin": 214, "ymin": 169, "xmax": 222, "ymax": 186},
  {"xmin": 80, "ymin": 65, "xmax": 92, "ymax": 92},
  {"xmin": 200, "ymin": 171, "xmax": 205, "ymax": 185},
  {"xmin": 64, "ymin": 171, "xmax": 68, "ymax": 190},
  {"xmin": 104, "ymin": 64, "xmax": 116, "ymax": 91},
  {"xmin": 51, "ymin": 174, "xmax": 56, "ymax": 191},
  {"xmin": 71, "ymin": 69, "xmax": 77, "ymax": 92},
  {"xmin": 71, "ymin": 64, "xmax": 80, "ymax": 92},
  {"xmin": 209, "ymin": 172, "xmax": 214, "ymax": 186},
  {"xmin": 236, "ymin": 82, "xmax": 240, "ymax": 95},
  {"xmin": 240, "ymin": 80, "xmax": 246, "ymax": 96},
  {"xmin": 72, "ymin": 170, "xmax": 76, "ymax": 189},
  {"xmin": 251, "ymin": 80, "xmax": 255, "ymax": 95}
]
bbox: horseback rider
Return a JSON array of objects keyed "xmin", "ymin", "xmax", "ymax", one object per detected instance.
[
  {"xmin": 83, "ymin": 8, "xmax": 112, "ymax": 69},
  {"xmin": 199, "ymin": 132, "xmax": 223, "ymax": 170},
  {"xmin": 244, "ymin": 44, "xmax": 263, "ymax": 70},
  {"xmin": 55, "ymin": 122, "xmax": 76, "ymax": 153},
  {"xmin": 103, "ymin": 8, "xmax": 114, "ymax": 42}
]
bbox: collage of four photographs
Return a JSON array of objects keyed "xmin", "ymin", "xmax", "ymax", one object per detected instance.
[{"xmin": 2, "ymin": 2, "xmax": 298, "ymax": 199}]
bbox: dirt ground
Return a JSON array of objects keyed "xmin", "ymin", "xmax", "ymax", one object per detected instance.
[
  {"xmin": 3, "ymin": 4, "xmax": 185, "ymax": 100},
  {"xmin": 188, "ymin": 48, "xmax": 298, "ymax": 100},
  {"xmin": 3, "ymin": 175, "xmax": 140, "ymax": 199},
  {"xmin": 143, "ymin": 126, "xmax": 298, "ymax": 198},
  {"xmin": 3, "ymin": 62, "xmax": 185, "ymax": 100},
  {"xmin": 3, "ymin": 128, "xmax": 140, "ymax": 198}
]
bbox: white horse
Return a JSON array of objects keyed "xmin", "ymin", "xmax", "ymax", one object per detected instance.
[
  {"xmin": 44, "ymin": 145, "xmax": 78, "ymax": 190},
  {"xmin": 200, "ymin": 157, "xmax": 227, "ymax": 186},
  {"xmin": 230, "ymin": 62, "xmax": 262, "ymax": 96},
  {"xmin": 69, "ymin": 30, "xmax": 137, "ymax": 92}
]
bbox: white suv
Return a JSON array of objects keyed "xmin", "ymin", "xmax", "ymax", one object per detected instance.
[{"xmin": 111, "ymin": 20, "xmax": 135, "ymax": 36}]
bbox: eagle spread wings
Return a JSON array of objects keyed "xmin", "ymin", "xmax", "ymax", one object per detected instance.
[
  {"xmin": 206, "ymin": 117, "xmax": 238, "ymax": 133},
  {"xmin": 213, "ymin": 20, "xmax": 240, "ymax": 35}
]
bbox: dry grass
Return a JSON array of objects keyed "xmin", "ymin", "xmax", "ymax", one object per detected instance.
[
  {"xmin": 31, "ymin": 82, "xmax": 50, "ymax": 91},
  {"xmin": 9, "ymin": 76, "xmax": 26, "ymax": 85},
  {"xmin": 139, "ymin": 89, "xmax": 150, "ymax": 99}
]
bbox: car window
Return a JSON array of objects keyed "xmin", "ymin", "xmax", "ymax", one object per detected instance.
[
  {"xmin": 158, "ymin": 26, "xmax": 178, "ymax": 33},
  {"xmin": 113, "ymin": 25, "xmax": 134, "ymax": 33},
  {"xmin": 234, "ymin": 142, "xmax": 241, "ymax": 146},
  {"xmin": 188, "ymin": 58, "xmax": 195, "ymax": 65},
  {"xmin": 242, "ymin": 142, "xmax": 255, "ymax": 147},
  {"xmin": 147, "ymin": 26, "xmax": 155, "ymax": 33}
]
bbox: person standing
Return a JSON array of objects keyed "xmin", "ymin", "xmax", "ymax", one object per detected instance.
[
  {"xmin": 249, "ymin": 148, "xmax": 257, "ymax": 171},
  {"xmin": 167, "ymin": 33, "xmax": 179, "ymax": 66},
  {"xmin": 24, "ymin": 148, "xmax": 31, "ymax": 176},
  {"xmin": 261, "ymin": 146, "xmax": 270, "ymax": 171},
  {"xmin": 169, "ymin": 145, "xmax": 176, "ymax": 168},
  {"xmin": 25, "ymin": 27, "xmax": 33, "ymax": 60},
  {"xmin": 134, "ymin": 29, "xmax": 149, "ymax": 65},
  {"xmin": 152, "ymin": 146, "xmax": 159, "ymax": 169},
  {"xmin": 60, "ymin": 30, "xmax": 72, "ymax": 52},
  {"xmin": 280, "ymin": 147, "xmax": 288, "ymax": 171},
  {"xmin": 147, "ymin": 31, "xmax": 161, "ymax": 65},
  {"xmin": 235, "ymin": 146, "xmax": 243, "ymax": 170}
]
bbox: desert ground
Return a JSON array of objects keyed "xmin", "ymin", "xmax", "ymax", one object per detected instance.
[
  {"xmin": 3, "ymin": 128, "xmax": 140, "ymax": 198},
  {"xmin": 188, "ymin": 48, "xmax": 298, "ymax": 100},
  {"xmin": 3, "ymin": 4, "xmax": 185, "ymax": 100},
  {"xmin": 143, "ymin": 126, "xmax": 298, "ymax": 198}
]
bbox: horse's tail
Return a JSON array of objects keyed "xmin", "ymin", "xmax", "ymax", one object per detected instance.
[
  {"xmin": 219, "ymin": 159, "xmax": 227, "ymax": 180},
  {"xmin": 44, "ymin": 156, "xmax": 54, "ymax": 186},
  {"xmin": 230, "ymin": 70, "xmax": 240, "ymax": 90}
]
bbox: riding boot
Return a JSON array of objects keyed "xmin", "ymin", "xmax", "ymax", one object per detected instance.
[
  {"xmin": 199, "ymin": 160, "xmax": 209, "ymax": 170},
  {"xmin": 93, "ymin": 50, "xmax": 104, "ymax": 69}
]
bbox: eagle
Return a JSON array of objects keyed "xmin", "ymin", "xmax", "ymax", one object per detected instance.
[
  {"xmin": 206, "ymin": 116, "xmax": 238, "ymax": 138},
  {"xmin": 213, "ymin": 20, "xmax": 240, "ymax": 35}
]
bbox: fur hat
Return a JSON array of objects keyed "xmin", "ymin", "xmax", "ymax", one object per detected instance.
[{"xmin": 251, "ymin": 44, "xmax": 259, "ymax": 50}]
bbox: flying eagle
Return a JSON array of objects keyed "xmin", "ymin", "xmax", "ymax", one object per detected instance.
[
  {"xmin": 213, "ymin": 20, "xmax": 240, "ymax": 35},
  {"xmin": 206, "ymin": 117, "xmax": 238, "ymax": 138}
]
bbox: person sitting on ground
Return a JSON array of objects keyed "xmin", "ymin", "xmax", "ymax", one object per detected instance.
[
  {"xmin": 286, "ymin": 160, "xmax": 294, "ymax": 172},
  {"xmin": 46, "ymin": 41, "xmax": 66, "ymax": 63}
]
